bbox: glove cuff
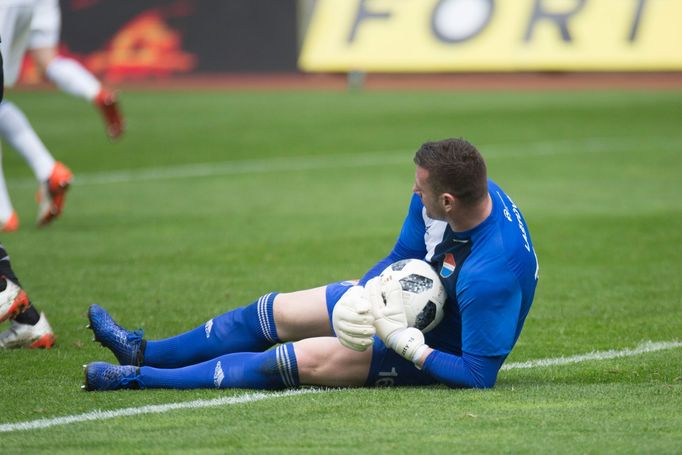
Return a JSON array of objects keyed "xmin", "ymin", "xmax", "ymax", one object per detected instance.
[
  {"xmin": 411, "ymin": 344, "xmax": 429, "ymax": 368},
  {"xmin": 387, "ymin": 327, "xmax": 427, "ymax": 364}
]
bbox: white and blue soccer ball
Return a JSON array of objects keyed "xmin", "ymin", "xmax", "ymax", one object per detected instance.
[{"xmin": 380, "ymin": 259, "xmax": 447, "ymax": 333}]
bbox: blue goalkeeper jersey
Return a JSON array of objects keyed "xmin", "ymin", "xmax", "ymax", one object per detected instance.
[{"xmin": 360, "ymin": 179, "xmax": 538, "ymax": 387}]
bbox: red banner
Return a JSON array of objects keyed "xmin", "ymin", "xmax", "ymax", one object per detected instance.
[{"xmin": 21, "ymin": 0, "xmax": 298, "ymax": 84}]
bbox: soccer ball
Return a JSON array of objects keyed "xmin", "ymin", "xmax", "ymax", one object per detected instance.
[{"xmin": 380, "ymin": 259, "xmax": 447, "ymax": 333}]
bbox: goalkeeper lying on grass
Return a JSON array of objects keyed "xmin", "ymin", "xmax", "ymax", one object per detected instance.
[{"xmin": 82, "ymin": 138, "xmax": 539, "ymax": 391}]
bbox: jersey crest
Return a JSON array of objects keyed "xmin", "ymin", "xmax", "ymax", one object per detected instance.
[{"xmin": 440, "ymin": 253, "xmax": 456, "ymax": 278}]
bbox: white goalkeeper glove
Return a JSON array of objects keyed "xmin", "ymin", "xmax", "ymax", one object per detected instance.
[
  {"xmin": 367, "ymin": 275, "xmax": 430, "ymax": 365},
  {"xmin": 332, "ymin": 285, "xmax": 375, "ymax": 352}
]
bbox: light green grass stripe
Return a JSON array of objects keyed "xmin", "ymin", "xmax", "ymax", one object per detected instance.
[
  {"xmin": 8, "ymin": 136, "xmax": 681, "ymax": 188},
  {"xmin": 1, "ymin": 340, "xmax": 680, "ymax": 434}
]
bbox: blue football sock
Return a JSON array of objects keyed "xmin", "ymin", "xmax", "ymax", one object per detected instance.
[
  {"xmin": 143, "ymin": 293, "xmax": 280, "ymax": 368},
  {"xmin": 139, "ymin": 343, "xmax": 300, "ymax": 390}
]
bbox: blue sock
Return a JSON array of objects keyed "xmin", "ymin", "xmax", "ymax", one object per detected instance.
[
  {"xmin": 143, "ymin": 293, "xmax": 280, "ymax": 368},
  {"xmin": 139, "ymin": 343, "xmax": 300, "ymax": 390}
]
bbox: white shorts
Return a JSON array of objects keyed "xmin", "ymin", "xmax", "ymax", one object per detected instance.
[
  {"xmin": 28, "ymin": 0, "xmax": 61, "ymax": 49},
  {"xmin": 0, "ymin": 0, "xmax": 38, "ymax": 87}
]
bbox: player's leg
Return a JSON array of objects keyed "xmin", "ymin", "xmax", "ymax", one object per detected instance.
[
  {"xmin": 31, "ymin": 49, "xmax": 100, "ymax": 101},
  {"xmin": 29, "ymin": 46, "xmax": 124, "ymax": 139},
  {"xmin": 93, "ymin": 292, "xmax": 291, "ymax": 368},
  {"xmin": 273, "ymin": 284, "xmax": 338, "ymax": 341},
  {"xmin": 88, "ymin": 283, "xmax": 342, "ymax": 369},
  {"xmin": 0, "ymin": 2, "xmax": 71, "ymax": 227},
  {"xmin": 0, "ymin": 2, "xmax": 33, "ymax": 89},
  {"xmin": 141, "ymin": 286, "xmax": 335, "ymax": 368},
  {"xmin": 28, "ymin": 2, "xmax": 94, "ymax": 98},
  {"xmin": 84, "ymin": 336, "xmax": 373, "ymax": 391},
  {"xmin": 0, "ymin": 243, "xmax": 29, "ymax": 322},
  {"xmin": 294, "ymin": 336, "xmax": 373, "ymax": 386},
  {"xmin": 0, "ymin": 100, "xmax": 72, "ymax": 226},
  {"xmin": 0, "ymin": 100, "xmax": 54, "ymax": 182},
  {"xmin": 0, "ymin": 242, "xmax": 55, "ymax": 348},
  {"xmin": 0, "ymin": 148, "xmax": 19, "ymax": 231},
  {"xmin": 28, "ymin": 0, "xmax": 124, "ymax": 139},
  {"xmin": 0, "ymin": 3, "xmax": 34, "ymax": 229}
]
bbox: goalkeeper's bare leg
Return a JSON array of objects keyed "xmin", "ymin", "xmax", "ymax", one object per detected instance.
[
  {"xmin": 293, "ymin": 337, "xmax": 372, "ymax": 387},
  {"xmin": 88, "ymin": 283, "xmax": 343, "ymax": 368}
]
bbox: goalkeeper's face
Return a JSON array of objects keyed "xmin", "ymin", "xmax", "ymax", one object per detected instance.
[{"xmin": 413, "ymin": 166, "xmax": 446, "ymax": 221}]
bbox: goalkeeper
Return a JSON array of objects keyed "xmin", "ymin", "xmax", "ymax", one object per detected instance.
[{"xmin": 83, "ymin": 138, "xmax": 539, "ymax": 391}]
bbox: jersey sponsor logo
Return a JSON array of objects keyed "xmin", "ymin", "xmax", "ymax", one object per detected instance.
[{"xmin": 440, "ymin": 253, "xmax": 456, "ymax": 278}]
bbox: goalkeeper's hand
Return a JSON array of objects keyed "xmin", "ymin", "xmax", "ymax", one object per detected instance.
[
  {"xmin": 332, "ymin": 285, "xmax": 375, "ymax": 352},
  {"xmin": 367, "ymin": 275, "xmax": 430, "ymax": 365}
]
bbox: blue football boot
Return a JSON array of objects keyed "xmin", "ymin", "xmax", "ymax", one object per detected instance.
[
  {"xmin": 82, "ymin": 362, "xmax": 143, "ymax": 391},
  {"xmin": 88, "ymin": 304, "xmax": 145, "ymax": 366}
]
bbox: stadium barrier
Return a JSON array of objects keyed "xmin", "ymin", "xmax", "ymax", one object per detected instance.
[
  {"xmin": 299, "ymin": 0, "xmax": 682, "ymax": 72},
  {"xmin": 17, "ymin": 0, "xmax": 682, "ymax": 85}
]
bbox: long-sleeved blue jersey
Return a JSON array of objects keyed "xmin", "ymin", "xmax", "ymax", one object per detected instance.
[{"xmin": 360, "ymin": 180, "xmax": 538, "ymax": 388}]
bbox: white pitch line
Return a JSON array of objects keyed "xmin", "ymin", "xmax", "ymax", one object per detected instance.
[
  {"xmin": 502, "ymin": 340, "xmax": 682, "ymax": 370},
  {"xmin": 0, "ymin": 388, "xmax": 324, "ymax": 434},
  {"xmin": 1, "ymin": 339, "xmax": 680, "ymax": 434},
  {"xmin": 7, "ymin": 136, "xmax": 678, "ymax": 189},
  {"xmin": 8, "ymin": 152, "xmax": 410, "ymax": 189}
]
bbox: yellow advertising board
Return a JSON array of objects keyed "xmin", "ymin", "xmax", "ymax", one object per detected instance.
[{"xmin": 299, "ymin": 0, "xmax": 682, "ymax": 71}]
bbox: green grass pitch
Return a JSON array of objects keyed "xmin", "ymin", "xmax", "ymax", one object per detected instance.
[{"xmin": 0, "ymin": 88, "xmax": 680, "ymax": 453}]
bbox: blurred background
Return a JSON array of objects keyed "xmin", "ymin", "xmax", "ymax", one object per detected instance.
[{"xmin": 16, "ymin": 0, "xmax": 682, "ymax": 87}]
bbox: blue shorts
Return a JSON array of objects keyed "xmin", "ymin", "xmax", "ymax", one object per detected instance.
[{"xmin": 325, "ymin": 281, "xmax": 437, "ymax": 387}]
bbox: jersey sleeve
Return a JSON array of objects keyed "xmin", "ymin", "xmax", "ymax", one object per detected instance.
[
  {"xmin": 414, "ymin": 266, "xmax": 517, "ymax": 388},
  {"xmin": 422, "ymin": 350, "xmax": 505, "ymax": 388},
  {"xmin": 458, "ymin": 269, "xmax": 523, "ymax": 357},
  {"xmin": 358, "ymin": 194, "xmax": 427, "ymax": 285}
]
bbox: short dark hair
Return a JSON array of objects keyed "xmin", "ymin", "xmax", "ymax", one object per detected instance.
[{"xmin": 413, "ymin": 138, "xmax": 488, "ymax": 207}]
